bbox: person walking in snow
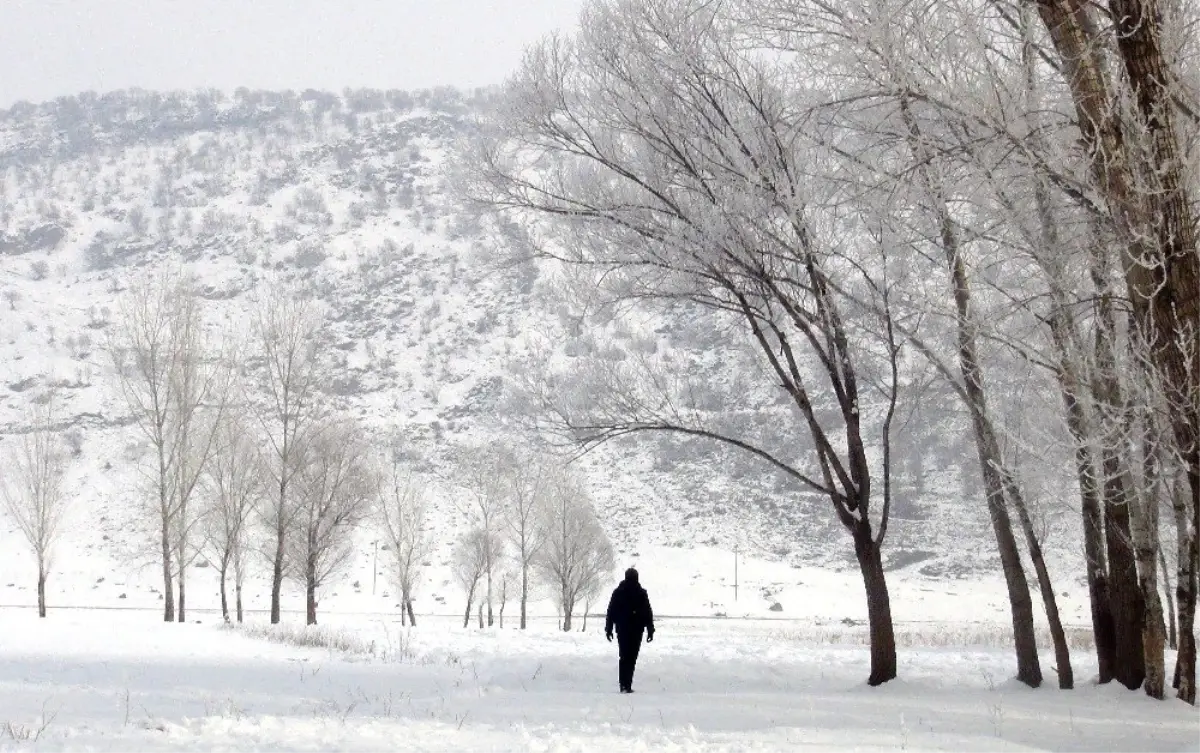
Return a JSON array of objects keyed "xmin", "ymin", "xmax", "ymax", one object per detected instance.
[{"xmin": 605, "ymin": 567, "xmax": 655, "ymax": 693}]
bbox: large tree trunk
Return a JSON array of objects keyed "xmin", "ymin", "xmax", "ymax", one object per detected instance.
[
  {"xmin": 161, "ymin": 522, "xmax": 175, "ymax": 623},
  {"xmin": 486, "ymin": 569, "xmax": 494, "ymax": 628},
  {"xmin": 406, "ymin": 599, "xmax": 416, "ymax": 627},
  {"xmin": 1172, "ymin": 471, "xmax": 1198, "ymax": 700},
  {"xmin": 177, "ymin": 569, "xmax": 187, "ymax": 624},
  {"xmin": 854, "ymin": 526, "xmax": 897, "ymax": 686},
  {"xmin": 1089, "ymin": 235, "xmax": 1147, "ymax": 691},
  {"xmin": 270, "ymin": 523, "xmax": 285, "ymax": 625},
  {"xmin": 37, "ymin": 565, "xmax": 47, "ymax": 619},
  {"xmin": 1161, "ymin": 545, "xmax": 1177, "ymax": 650},
  {"xmin": 306, "ymin": 561, "xmax": 318, "ymax": 626},
  {"xmin": 463, "ymin": 585, "xmax": 475, "ymax": 629},
  {"xmin": 562, "ymin": 589, "xmax": 573, "ymax": 633},
  {"xmin": 219, "ymin": 562, "xmax": 230, "ymax": 623},
  {"xmin": 520, "ymin": 566, "xmax": 528, "ymax": 630},
  {"xmin": 1134, "ymin": 410, "xmax": 1168, "ymax": 698}
]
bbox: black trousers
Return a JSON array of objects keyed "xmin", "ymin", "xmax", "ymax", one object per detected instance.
[{"xmin": 617, "ymin": 630, "xmax": 643, "ymax": 689}]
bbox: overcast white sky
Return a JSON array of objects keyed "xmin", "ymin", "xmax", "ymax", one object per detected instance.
[{"xmin": 0, "ymin": 0, "xmax": 585, "ymax": 107}]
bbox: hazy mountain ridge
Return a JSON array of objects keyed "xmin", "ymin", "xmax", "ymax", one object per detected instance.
[{"xmin": 0, "ymin": 87, "xmax": 1077, "ymax": 611}]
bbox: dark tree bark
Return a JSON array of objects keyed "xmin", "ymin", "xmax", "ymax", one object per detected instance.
[
  {"xmin": 177, "ymin": 571, "xmax": 187, "ymax": 624},
  {"xmin": 406, "ymin": 599, "xmax": 416, "ymax": 627},
  {"xmin": 219, "ymin": 561, "xmax": 230, "ymax": 623},
  {"xmin": 306, "ymin": 561, "xmax": 318, "ymax": 625},
  {"xmin": 271, "ymin": 511, "xmax": 286, "ymax": 625},
  {"xmin": 161, "ymin": 525, "xmax": 174, "ymax": 622},
  {"xmin": 1161, "ymin": 546, "xmax": 1177, "ymax": 650},
  {"xmin": 1028, "ymin": 0, "xmax": 1199, "ymax": 701},
  {"xmin": 235, "ymin": 582, "xmax": 244, "ymax": 624},
  {"xmin": 37, "ymin": 567, "xmax": 46, "ymax": 619}
]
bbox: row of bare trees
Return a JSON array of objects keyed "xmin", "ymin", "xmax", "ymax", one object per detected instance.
[
  {"xmin": 106, "ymin": 271, "xmax": 383, "ymax": 626},
  {"xmin": 469, "ymin": 0, "xmax": 1198, "ymax": 703},
  {"xmin": 451, "ymin": 447, "xmax": 615, "ymax": 631},
  {"xmin": 101, "ymin": 271, "xmax": 613, "ymax": 628}
]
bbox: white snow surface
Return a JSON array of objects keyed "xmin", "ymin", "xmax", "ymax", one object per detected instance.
[{"xmin": 1, "ymin": 609, "xmax": 1196, "ymax": 752}]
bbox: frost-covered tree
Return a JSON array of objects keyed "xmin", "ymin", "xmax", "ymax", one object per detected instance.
[
  {"xmin": 108, "ymin": 268, "xmax": 229, "ymax": 623},
  {"xmin": 473, "ymin": 0, "xmax": 904, "ymax": 683},
  {"xmin": 535, "ymin": 472, "xmax": 614, "ymax": 632},
  {"xmin": 250, "ymin": 283, "xmax": 328, "ymax": 625},
  {"xmin": 454, "ymin": 527, "xmax": 502, "ymax": 629},
  {"xmin": 0, "ymin": 396, "xmax": 70, "ymax": 618},
  {"xmin": 202, "ymin": 413, "xmax": 260, "ymax": 624},
  {"xmin": 287, "ymin": 418, "xmax": 376, "ymax": 625},
  {"xmin": 375, "ymin": 452, "xmax": 432, "ymax": 626}
]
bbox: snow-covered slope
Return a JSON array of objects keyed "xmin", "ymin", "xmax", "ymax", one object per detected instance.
[{"xmin": 0, "ymin": 88, "xmax": 1085, "ymax": 619}]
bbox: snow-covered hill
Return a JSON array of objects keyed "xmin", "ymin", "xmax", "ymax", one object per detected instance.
[{"xmin": 0, "ymin": 88, "xmax": 1084, "ymax": 619}]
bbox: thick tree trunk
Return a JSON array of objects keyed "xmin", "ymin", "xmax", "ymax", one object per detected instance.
[
  {"xmin": 854, "ymin": 526, "xmax": 897, "ymax": 686},
  {"xmin": 1172, "ymin": 471, "xmax": 1198, "ymax": 701},
  {"xmin": 463, "ymin": 585, "xmax": 475, "ymax": 629},
  {"xmin": 1102, "ymin": 461, "xmax": 1145, "ymax": 689},
  {"xmin": 1161, "ymin": 545, "xmax": 1177, "ymax": 650},
  {"xmin": 562, "ymin": 591, "xmax": 573, "ymax": 633},
  {"xmin": 37, "ymin": 566, "xmax": 47, "ymax": 619},
  {"xmin": 306, "ymin": 564, "xmax": 318, "ymax": 626},
  {"xmin": 520, "ymin": 567, "xmax": 528, "ymax": 630},
  {"xmin": 177, "ymin": 569, "xmax": 187, "ymax": 624},
  {"xmin": 486, "ymin": 569, "xmax": 494, "ymax": 628},
  {"xmin": 219, "ymin": 564, "xmax": 230, "ymax": 623},
  {"xmin": 406, "ymin": 599, "xmax": 416, "ymax": 627},
  {"xmin": 161, "ymin": 523, "xmax": 175, "ymax": 623},
  {"xmin": 270, "ymin": 524, "xmax": 285, "ymax": 625},
  {"xmin": 1134, "ymin": 415, "xmax": 1167, "ymax": 698}
]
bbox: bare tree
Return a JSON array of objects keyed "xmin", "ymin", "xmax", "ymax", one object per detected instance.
[
  {"xmin": 1023, "ymin": 0, "xmax": 1200, "ymax": 703},
  {"xmin": 202, "ymin": 413, "xmax": 260, "ymax": 623},
  {"xmin": 535, "ymin": 472, "xmax": 614, "ymax": 632},
  {"xmin": 503, "ymin": 447, "xmax": 552, "ymax": 629},
  {"xmin": 108, "ymin": 268, "xmax": 225, "ymax": 623},
  {"xmin": 251, "ymin": 283, "xmax": 328, "ymax": 624},
  {"xmin": 0, "ymin": 396, "xmax": 70, "ymax": 618},
  {"xmin": 453, "ymin": 445, "xmax": 509, "ymax": 627},
  {"xmin": 375, "ymin": 453, "xmax": 432, "ymax": 626},
  {"xmin": 287, "ymin": 418, "xmax": 376, "ymax": 625},
  {"xmin": 454, "ymin": 527, "xmax": 501, "ymax": 629},
  {"xmin": 472, "ymin": 0, "xmax": 904, "ymax": 684}
]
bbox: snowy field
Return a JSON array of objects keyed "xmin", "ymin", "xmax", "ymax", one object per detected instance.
[{"xmin": 1, "ymin": 610, "xmax": 1196, "ymax": 752}]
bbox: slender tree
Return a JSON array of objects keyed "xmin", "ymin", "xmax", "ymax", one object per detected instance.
[
  {"xmin": 287, "ymin": 418, "xmax": 376, "ymax": 625},
  {"xmin": 376, "ymin": 454, "xmax": 432, "ymax": 626},
  {"xmin": 535, "ymin": 472, "xmax": 614, "ymax": 632},
  {"xmin": 251, "ymin": 283, "xmax": 328, "ymax": 624},
  {"xmin": 202, "ymin": 413, "xmax": 260, "ymax": 623},
  {"xmin": 0, "ymin": 396, "xmax": 71, "ymax": 618}
]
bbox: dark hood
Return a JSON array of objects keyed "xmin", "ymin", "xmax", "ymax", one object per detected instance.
[{"xmin": 624, "ymin": 567, "xmax": 639, "ymax": 585}]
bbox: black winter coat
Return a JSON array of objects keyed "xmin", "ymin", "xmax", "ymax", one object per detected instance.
[{"xmin": 605, "ymin": 579, "xmax": 655, "ymax": 637}]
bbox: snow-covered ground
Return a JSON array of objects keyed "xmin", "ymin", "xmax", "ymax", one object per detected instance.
[{"xmin": 0, "ymin": 609, "xmax": 1195, "ymax": 752}]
